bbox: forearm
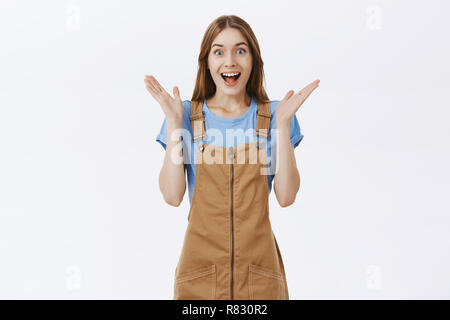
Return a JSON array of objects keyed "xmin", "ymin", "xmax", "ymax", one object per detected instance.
[
  {"xmin": 273, "ymin": 118, "xmax": 300, "ymax": 207},
  {"xmin": 158, "ymin": 118, "xmax": 186, "ymax": 206}
]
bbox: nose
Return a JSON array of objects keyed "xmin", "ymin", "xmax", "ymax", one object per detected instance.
[{"xmin": 224, "ymin": 53, "xmax": 237, "ymax": 68}]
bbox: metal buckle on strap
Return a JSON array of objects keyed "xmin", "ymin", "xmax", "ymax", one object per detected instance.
[
  {"xmin": 256, "ymin": 109, "xmax": 271, "ymax": 118},
  {"xmin": 190, "ymin": 111, "xmax": 205, "ymax": 121}
]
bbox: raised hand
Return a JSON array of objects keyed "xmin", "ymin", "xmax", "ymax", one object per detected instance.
[
  {"xmin": 275, "ymin": 80, "xmax": 320, "ymax": 123},
  {"xmin": 144, "ymin": 75, "xmax": 184, "ymax": 121}
]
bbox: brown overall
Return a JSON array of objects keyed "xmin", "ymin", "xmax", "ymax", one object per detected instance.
[{"xmin": 173, "ymin": 99, "xmax": 289, "ymax": 300}]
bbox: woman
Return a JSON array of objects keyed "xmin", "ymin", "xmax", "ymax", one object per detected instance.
[{"xmin": 145, "ymin": 15, "xmax": 319, "ymax": 300}]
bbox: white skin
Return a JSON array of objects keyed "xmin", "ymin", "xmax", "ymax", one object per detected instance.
[
  {"xmin": 144, "ymin": 27, "xmax": 320, "ymax": 206},
  {"xmin": 205, "ymin": 27, "xmax": 253, "ymax": 117}
]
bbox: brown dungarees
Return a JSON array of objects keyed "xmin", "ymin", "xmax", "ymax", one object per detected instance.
[{"xmin": 173, "ymin": 99, "xmax": 289, "ymax": 300}]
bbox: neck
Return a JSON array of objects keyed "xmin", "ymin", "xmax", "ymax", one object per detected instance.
[{"xmin": 207, "ymin": 91, "xmax": 252, "ymax": 112}]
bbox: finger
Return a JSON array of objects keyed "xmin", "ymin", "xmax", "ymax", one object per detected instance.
[
  {"xmin": 145, "ymin": 75, "xmax": 163, "ymax": 94},
  {"xmin": 145, "ymin": 76, "xmax": 160, "ymax": 95},
  {"xmin": 306, "ymin": 79, "xmax": 320, "ymax": 91},
  {"xmin": 305, "ymin": 80, "xmax": 320, "ymax": 97},
  {"xmin": 297, "ymin": 80, "xmax": 318, "ymax": 94},
  {"xmin": 145, "ymin": 83, "xmax": 162, "ymax": 100},
  {"xmin": 151, "ymin": 76, "xmax": 167, "ymax": 94},
  {"xmin": 173, "ymin": 86, "xmax": 181, "ymax": 100},
  {"xmin": 144, "ymin": 79, "xmax": 165, "ymax": 103},
  {"xmin": 282, "ymin": 90, "xmax": 294, "ymax": 101},
  {"xmin": 145, "ymin": 83, "xmax": 161, "ymax": 101},
  {"xmin": 296, "ymin": 80, "xmax": 319, "ymax": 99}
]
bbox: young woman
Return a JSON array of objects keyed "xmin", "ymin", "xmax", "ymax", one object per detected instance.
[{"xmin": 145, "ymin": 15, "xmax": 319, "ymax": 300}]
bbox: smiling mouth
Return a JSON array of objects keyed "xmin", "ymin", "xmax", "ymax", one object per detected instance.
[{"xmin": 221, "ymin": 72, "xmax": 241, "ymax": 86}]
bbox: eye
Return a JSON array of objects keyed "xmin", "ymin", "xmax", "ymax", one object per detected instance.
[{"xmin": 213, "ymin": 48, "xmax": 247, "ymax": 55}]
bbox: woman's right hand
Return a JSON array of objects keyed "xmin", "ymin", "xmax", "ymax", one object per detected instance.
[{"xmin": 144, "ymin": 75, "xmax": 184, "ymax": 121}]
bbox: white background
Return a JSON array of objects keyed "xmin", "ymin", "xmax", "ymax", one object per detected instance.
[{"xmin": 1, "ymin": 0, "xmax": 449, "ymax": 299}]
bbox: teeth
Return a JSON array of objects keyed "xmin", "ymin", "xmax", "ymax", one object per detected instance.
[{"xmin": 222, "ymin": 72, "xmax": 240, "ymax": 77}]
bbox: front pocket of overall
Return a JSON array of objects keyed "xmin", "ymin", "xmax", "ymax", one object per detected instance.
[
  {"xmin": 248, "ymin": 264, "xmax": 285, "ymax": 300},
  {"xmin": 174, "ymin": 264, "xmax": 216, "ymax": 300}
]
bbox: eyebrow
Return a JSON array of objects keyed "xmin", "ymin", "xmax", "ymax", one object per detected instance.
[{"xmin": 212, "ymin": 42, "xmax": 248, "ymax": 48}]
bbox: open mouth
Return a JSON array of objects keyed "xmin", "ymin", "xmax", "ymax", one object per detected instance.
[{"xmin": 221, "ymin": 72, "xmax": 241, "ymax": 86}]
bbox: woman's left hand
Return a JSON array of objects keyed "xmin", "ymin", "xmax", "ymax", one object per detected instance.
[{"xmin": 275, "ymin": 79, "xmax": 320, "ymax": 124}]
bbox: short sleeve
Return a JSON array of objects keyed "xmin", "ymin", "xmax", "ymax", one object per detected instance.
[
  {"xmin": 271, "ymin": 100, "xmax": 304, "ymax": 149},
  {"xmin": 289, "ymin": 114, "xmax": 304, "ymax": 149},
  {"xmin": 155, "ymin": 100, "xmax": 191, "ymax": 151},
  {"xmin": 156, "ymin": 118, "xmax": 168, "ymax": 150}
]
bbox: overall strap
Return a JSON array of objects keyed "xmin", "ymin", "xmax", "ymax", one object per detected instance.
[
  {"xmin": 190, "ymin": 100, "xmax": 206, "ymax": 142},
  {"xmin": 256, "ymin": 101, "xmax": 272, "ymax": 138}
]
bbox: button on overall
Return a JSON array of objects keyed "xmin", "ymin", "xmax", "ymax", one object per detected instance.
[{"xmin": 173, "ymin": 100, "xmax": 289, "ymax": 300}]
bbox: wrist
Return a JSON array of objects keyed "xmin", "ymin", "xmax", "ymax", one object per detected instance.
[
  {"xmin": 167, "ymin": 117, "xmax": 182, "ymax": 126},
  {"xmin": 275, "ymin": 116, "xmax": 290, "ymax": 128},
  {"xmin": 275, "ymin": 111, "xmax": 290, "ymax": 127}
]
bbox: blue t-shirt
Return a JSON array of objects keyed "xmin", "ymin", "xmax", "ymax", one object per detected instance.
[{"xmin": 156, "ymin": 96, "xmax": 304, "ymax": 205}]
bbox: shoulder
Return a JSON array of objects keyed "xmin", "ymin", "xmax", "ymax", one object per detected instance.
[
  {"xmin": 254, "ymin": 100, "xmax": 280, "ymax": 116},
  {"xmin": 182, "ymin": 100, "xmax": 191, "ymax": 116},
  {"xmin": 181, "ymin": 100, "xmax": 195, "ymax": 131},
  {"xmin": 181, "ymin": 100, "xmax": 193, "ymax": 123},
  {"xmin": 269, "ymin": 100, "xmax": 281, "ymax": 115},
  {"xmin": 181, "ymin": 99, "xmax": 205, "ymax": 115}
]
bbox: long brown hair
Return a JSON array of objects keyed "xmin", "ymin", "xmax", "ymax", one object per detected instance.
[{"xmin": 191, "ymin": 15, "xmax": 270, "ymax": 105}]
